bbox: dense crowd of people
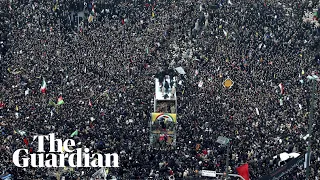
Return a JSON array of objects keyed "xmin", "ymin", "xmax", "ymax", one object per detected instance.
[{"xmin": 1, "ymin": 0, "xmax": 320, "ymax": 179}]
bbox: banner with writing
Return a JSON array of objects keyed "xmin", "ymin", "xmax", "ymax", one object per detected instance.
[{"xmin": 259, "ymin": 153, "xmax": 305, "ymax": 180}]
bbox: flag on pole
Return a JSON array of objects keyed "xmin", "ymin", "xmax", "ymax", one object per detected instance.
[
  {"xmin": 53, "ymin": 2, "xmax": 58, "ymax": 12},
  {"xmin": 70, "ymin": 130, "xmax": 78, "ymax": 137},
  {"xmin": 40, "ymin": 79, "xmax": 47, "ymax": 94},
  {"xmin": 198, "ymin": 80, "xmax": 203, "ymax": 87},
  {"xmin": 50, "ymin": 110, "xmax": 54, "ymax": 117},
  {"xmin": 23, "ymin": 137, "xmax": 29, "ymax": 146},
  {"xmin": 57, "ymin": 96, "xmax": 64, "ymax": 105},
  {"xmin": 236, "ymin": 163, "xmax": 249, "ymax": 180},
  {"xmin": 49, "ymin": 99, "xmax": 56, "ymax": 106},
  {"xmin": 88, "ymin": 14, "xmax": 94, "ymax": 23},
  {"xmin": 0, "ymin": 101, "xmax": 5, "ymax": 109},
  {"xmin": 15, "ymin": 130, "xmax": 26, "ymax": 136},
  {"xmin": 255, "ymin": 107, "xmax": 260, "ymax": 116},
  {"xmin": 279, "ymin": 98, "xmax": 283, "ymax": 106},
  {"xmin": 91, "ymin": 1, "xmax": 95, "ymax": 14},
  {"xmin": 152, "ymin": 6, "xmax": 155, "ymax": 18},
  {"xmin": 25, "ymin": 88, "xmax": 30, "ymax": 96},
  {"xmin": 278, "ymin": 83, "xmax": 284, "ymax": 94},
  {"xmin": 223, "ymin": 29, "xmax": 228, "ymax": 38}
]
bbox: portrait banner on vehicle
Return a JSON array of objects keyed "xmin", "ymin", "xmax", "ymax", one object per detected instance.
[{"xmin": 151, "ymin": 113, "xmax": 177, "ymax": 123}]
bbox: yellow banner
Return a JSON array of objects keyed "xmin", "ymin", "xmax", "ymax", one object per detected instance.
[
  {"xmin": 88, "ymin": 15, "xmax": 94, "ymax": 23},
  {"xmin": 151, "ymin": 113, "xmax": 177, "ymax": 123}
]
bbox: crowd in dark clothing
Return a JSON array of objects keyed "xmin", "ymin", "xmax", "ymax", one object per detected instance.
[{"xmin": 0, "ymin": 0, "xmax": 320, "ymax": 179}]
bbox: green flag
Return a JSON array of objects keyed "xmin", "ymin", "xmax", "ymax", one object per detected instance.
[
  {"xmin": 57, "ymin": 100, "xmax": 64, "ymax": 105},
  {"xmin": 57, "ymin": 96, "xmax": 64, "ymax": 105},
  {"xmin": 279, "ymin": 98, "xmax": 283, "ymax": 106},
  {"xmin": 49, "ymin": 99, "xmax": 56, "ymax": 106},
  {"xmin": 70, "ymin": 130, "xmax": 78, "ymax": 137},
  {"xmin": 15, "ymin": 130, "xmax": 26, "ymax": 136}
]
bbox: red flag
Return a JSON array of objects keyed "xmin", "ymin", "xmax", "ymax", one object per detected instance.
[
  {"xmin": 23, "ymin": 138, "xmax": 29, "ymax": 146},
  {"xmin": 40, "ymin": 88, "xmax": 46, "ymax": 94},
  {"xmin": 58, "ymin": 96, "xmax": 63, "ymax": 102},
  {"xmin": 278, "ymin": 83, "xmax": 284, "ymax": 94},
  {"xmin": 0, "ymin": 102, "xmax": 5, "ymax": 109},
  {"xmin": 40, "ymin": 79, "xmax": 47, "ymax": 94},
  {"xmin": 236, "ymin": 163, "xmax": 249, "ymax": 180},
  {"xmin": 169, "ymin": 169, "xmax": 173, "ymax": 175},
  {"xmin": 202, "ymin": 149, "xmax": 208, "ymax": 155}
]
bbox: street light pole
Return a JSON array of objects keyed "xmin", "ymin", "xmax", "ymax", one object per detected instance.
[
  {"xmin": 225, "ymin": 142, "xmax": 230, "ymax": 179},
  {"xmin": 306, "ymin": 75, "xmax": 319, "ymax": 180},
  {"xmin": 220, "ymin": 78, "xmax": 233, "ymax": 179},
  {"xmin": 217, "ymin": 136, "xmax": 230, "ymax": 180}
]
